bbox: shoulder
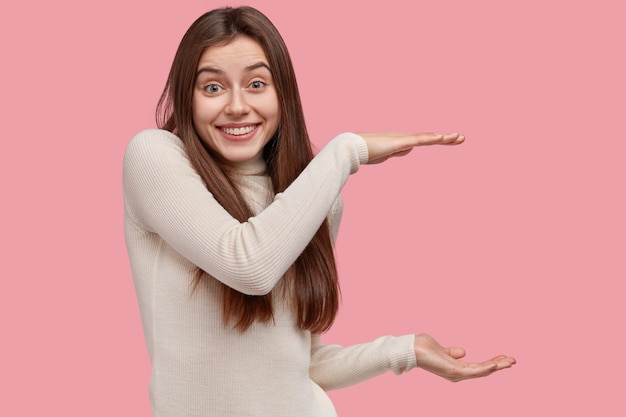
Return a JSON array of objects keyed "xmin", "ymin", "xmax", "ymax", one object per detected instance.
[
  {"xmin": 125, "ymin": 128, "xmax": 185, "ymax": 156},
  {"xmin": 123, "ymin": 128, "xmax": 200, "ymax": 191},
  {"xmin": 123, "ymin": 129, "xmax": 191, "ymax": 168}
]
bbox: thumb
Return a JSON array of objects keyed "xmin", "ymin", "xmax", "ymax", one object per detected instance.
[{"xmin": 445, "ymin": 347, "xmax": 466, "ymax": 359}]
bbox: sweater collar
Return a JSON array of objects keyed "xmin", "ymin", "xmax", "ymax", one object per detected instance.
[{"xmin": 232, "ymin": 153, "xmax": 267, "ymax": 176}]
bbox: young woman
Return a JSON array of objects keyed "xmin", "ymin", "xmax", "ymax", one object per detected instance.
[{"xmin": 123, "ymin": 6, "xmax": 515, "ymax": 417}]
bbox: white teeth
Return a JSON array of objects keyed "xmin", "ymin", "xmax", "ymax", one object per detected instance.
[{"xmin": 222, "ymin": 125, "xmax": 256, "ymax": 136}]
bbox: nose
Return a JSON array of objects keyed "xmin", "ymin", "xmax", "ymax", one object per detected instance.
[{"xmin": 225, "ymin": 89, "xmax": 250, "ymax": 116}]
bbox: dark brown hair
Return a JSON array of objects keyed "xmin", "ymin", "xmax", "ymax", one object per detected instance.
[{"xmin": 156, "ymin": 6, "xmax": 339, "ymax": 333}]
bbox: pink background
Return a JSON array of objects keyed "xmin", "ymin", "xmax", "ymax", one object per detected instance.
[{"xmin": 2, "ymin": 0, "xmax": 624, "ymax": 415}]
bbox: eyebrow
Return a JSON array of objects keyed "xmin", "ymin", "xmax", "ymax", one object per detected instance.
[{"xmin": 196, "ymin": 62, "xmax": 271, "ymax": 77}]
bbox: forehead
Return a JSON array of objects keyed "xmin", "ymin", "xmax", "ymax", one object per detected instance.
[{"xmin": 197, "ymin": 36, "xmax": 269, "ymax": 70}]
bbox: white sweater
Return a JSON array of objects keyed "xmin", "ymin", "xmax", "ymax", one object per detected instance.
[{"xmin": 123, "ymin": 129, "xmax": 417, "ymax": 417}]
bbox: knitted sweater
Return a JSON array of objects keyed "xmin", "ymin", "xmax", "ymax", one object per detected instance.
[{"xmin": 123, "ymin": 129, "xmax": 417, "ymax": 417}]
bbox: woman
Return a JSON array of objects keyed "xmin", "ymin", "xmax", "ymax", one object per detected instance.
[{"xmin": 123, "ymin": 6, "xmax": 515, "ymax": 417}]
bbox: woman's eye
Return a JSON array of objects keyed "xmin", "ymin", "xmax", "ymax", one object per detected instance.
[
  {"xmin": 205, "ymin": 84, "xmax": 222, "ymax": 93},
  {"xmin": 250, "ymin": 81, "xmax": 265, "ymax": 90}
]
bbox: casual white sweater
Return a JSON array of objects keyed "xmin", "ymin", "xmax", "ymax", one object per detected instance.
[{"xmin": 123, "ymin": 129, "xmax": 417, "ymax": 417}]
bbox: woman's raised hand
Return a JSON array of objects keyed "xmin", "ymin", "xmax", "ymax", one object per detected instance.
[
  {"xmin": 358, "ymin": 132, "xmax": 465, "ymax": 164},
  {"xmin": 413, "ymin": 333, "xmax": 516, "ymax": 382}
]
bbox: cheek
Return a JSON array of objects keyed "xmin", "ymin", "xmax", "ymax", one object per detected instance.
[
  {"xmin": 262, "ymin": 97, "xmax": 281, "ymax": 125},
  {"xmin": 251, "ymin": 90, "xmax": 280, "ymax": 118},
  {"xmin": 192, "ymin": 96, "xmax": 217, "ymax": 127}
]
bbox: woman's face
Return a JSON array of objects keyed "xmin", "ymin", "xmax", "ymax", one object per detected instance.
[{"xmin": 192, "ymin": 36, "xmax": 280, "ymax": 164}]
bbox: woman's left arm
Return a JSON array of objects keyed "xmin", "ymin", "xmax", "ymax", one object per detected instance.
[
  {"xmin": 309, "ymin": 333, "xmax": 417, "ymax": 391},
  {"xmin": 309, "ymin": 333, "xmax": 516, "ymax": 390}
]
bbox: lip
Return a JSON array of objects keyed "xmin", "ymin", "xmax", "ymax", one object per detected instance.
[{"xmin": 217, "ymin": 123, "xmax": 260, "ymax": 142}]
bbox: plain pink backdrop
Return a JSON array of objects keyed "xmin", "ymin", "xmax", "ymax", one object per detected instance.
[{"xmin": 1, "ymin": 0, "xmax": 624, "ymax": 415}]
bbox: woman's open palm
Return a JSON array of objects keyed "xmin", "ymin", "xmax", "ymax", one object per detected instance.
[
  {"xmin": 359, "ymin": 132, "xmax": 465, "ymax": 164},
  {"xmin": 413, "ymin": 333, "xmax": 516, "ymax": 382}
]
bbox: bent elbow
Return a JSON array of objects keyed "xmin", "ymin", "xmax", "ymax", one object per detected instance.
[
  {"xmin": 240, "ymin": 280, "xmax": 274, "ymax": 296},
  {"xmin": 210, "ymin": 225, "xmax": 289, "ymax": 296},
  {"xmin": 220, "ymin": 269, "xmax": 282, "ymax": 296}
]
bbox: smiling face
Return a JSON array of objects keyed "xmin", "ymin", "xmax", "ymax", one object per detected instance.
[{"xmin": 192, "ymin": 36, "xmax": 280, "ymax": 165}]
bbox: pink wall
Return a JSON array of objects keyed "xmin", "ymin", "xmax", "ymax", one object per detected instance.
[{"xmin": 1, "ymin": 0, "xmax": 624, "ymax": 415}]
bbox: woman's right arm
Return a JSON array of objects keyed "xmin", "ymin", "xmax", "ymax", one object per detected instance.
[{"xmin": 123, "ymin": 129, "xmax": 367, "ymax": 295}]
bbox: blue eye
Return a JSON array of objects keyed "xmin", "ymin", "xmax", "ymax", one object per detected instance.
[
  {"xmin": 205, "ymin": 84, "xmax": 221, "ymax": 93},
  {"xmin": 250, "ymin": 81, "xmax": 265, "ymax": 89}
]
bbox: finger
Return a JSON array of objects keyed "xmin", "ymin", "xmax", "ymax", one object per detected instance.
[
  {"xmin": 474, "ymin": 356, "xmax": 516, "ymax": 373},
  {"xmin": 453, "ymin": 135, "xmax": 465, "ymax": 144},
  {"xmin": 440, "ymin": 133, "xmax": 465, "ymax": 145},
  {"xmin": 442, "ymin": 132, "xmax": 460, "ymax": 141},
  {"xmin": 435, "ymin": 362, "xmax": 497, "ymax": 382},
  {"xmin": 450, "ymin": 355, "xmax": 516, "ymax": 381},
  {"xmin": 416, "ymin": 132, "xmax": 445, "ymax": 146},
  {"xmin": 485, "ymin": 355, "xmax": 516, "ymax": 366},
  {"xmin": 391, "ymin": 133, "xmax": 443, "ymax": 149},
  {"xmin": 493, "ymin": 356, "xmax": 517, "ymax": 369},
  {"xmin": 419, "ymin": 132, "xmax": 464, "ymax": 146}
]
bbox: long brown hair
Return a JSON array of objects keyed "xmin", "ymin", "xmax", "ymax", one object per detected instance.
[{"xmin": 156, "ymin": 6, "xmax": 339, "ymax": 333}]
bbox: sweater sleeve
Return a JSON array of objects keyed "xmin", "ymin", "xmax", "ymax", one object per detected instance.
[
  {"xmin": 309, "ymin": 333, "xmax": 418, "ymax": 391},
  {"xmin": 122, "ymin": 129, "xmax": 368, "ymax": 295}
]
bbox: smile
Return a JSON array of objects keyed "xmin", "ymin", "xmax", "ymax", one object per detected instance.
[{"xmin": 221, "ymin": 125, "xmax": 258, "ymax": 136}]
